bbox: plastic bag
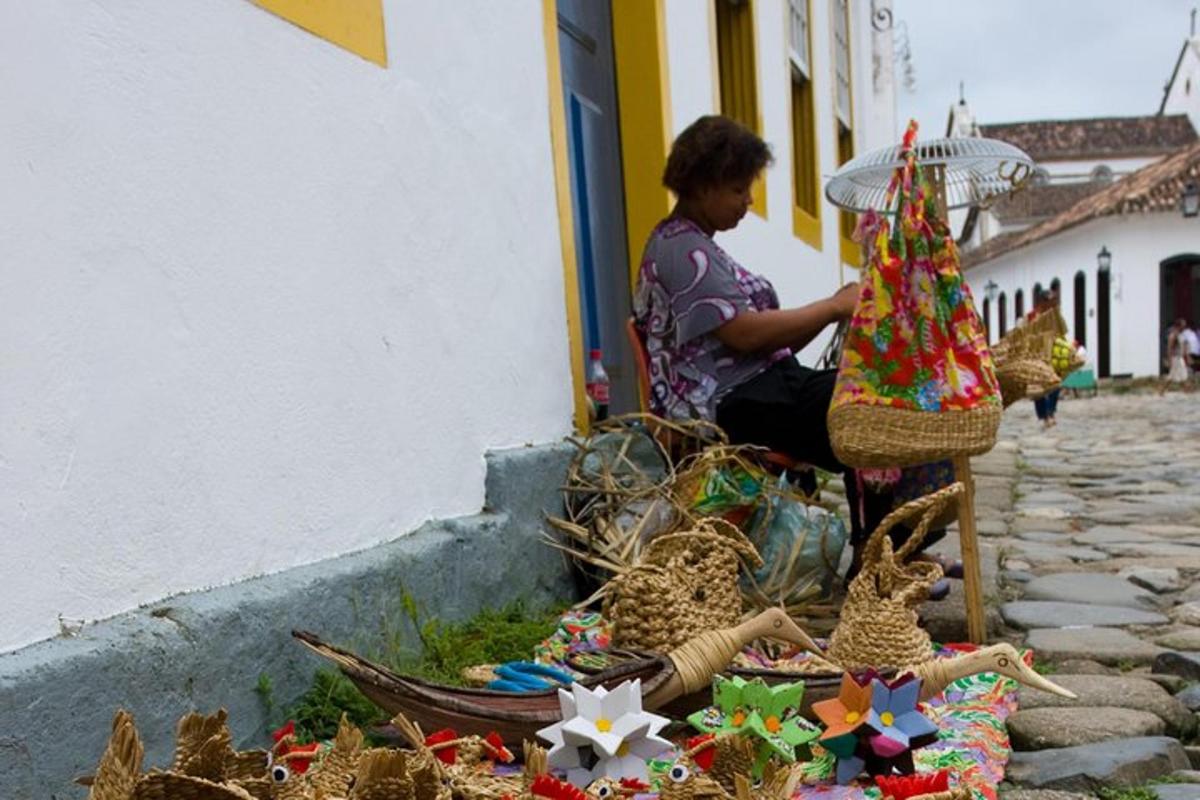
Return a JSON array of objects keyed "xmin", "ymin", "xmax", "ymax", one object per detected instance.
[{"xmin": 741, "ymin": 477, "xmax": 848, "ymax": 606}]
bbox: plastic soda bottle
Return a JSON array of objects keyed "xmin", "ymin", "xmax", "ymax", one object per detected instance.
[{"xmin": 586, "ymin": 349, "xmax": 610, "ymax": 422}]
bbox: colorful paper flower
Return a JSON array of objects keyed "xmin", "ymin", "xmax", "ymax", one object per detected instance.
[
  {"xmin": 537, "ymin": 679, "xmax": 673, "ymax": 787},
  {"xmin": 811, "ymin": 673, "xmax": 940, "ymax": 784},
  {"xmin": 811, "ymin": 672, "xmax": 872, "ymax": 760},
  {"xmin": 865, "ymin": 676, "xmax": 938, "ymax": 758},
  {"xmin": 686, "ymin": 675, "xmax": 820, "ymax": 776}
]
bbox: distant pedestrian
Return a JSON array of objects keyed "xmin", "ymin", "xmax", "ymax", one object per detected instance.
[
  {"xmin": 1160, "ymin": 318, "xmax": 1191, "ymax": 394},
  {"xmin": 1029, "ymin": 288, "xmax": 1065, "ymax": 428},
  {"xmin": 1181, "ymin": 321, "xmax": 1200, "ymax": 382}
]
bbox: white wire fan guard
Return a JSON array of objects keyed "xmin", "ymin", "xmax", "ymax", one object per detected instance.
[{"xmin": 824, "ymin": 136, "xmax": 1035, "ymax": 213}]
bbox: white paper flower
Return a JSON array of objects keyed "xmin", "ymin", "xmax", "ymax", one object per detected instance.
[{"xmin": 537, "ymin": 679, "xmax": 672, "ymax": 787}]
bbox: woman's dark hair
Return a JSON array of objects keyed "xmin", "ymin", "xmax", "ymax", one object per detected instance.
[{"xmin": 662, "ymin": 115, "xmax": 773, "ymax": 197}]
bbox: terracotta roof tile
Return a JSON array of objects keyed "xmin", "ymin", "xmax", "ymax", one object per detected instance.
[
  {"xmin": 989, "ymin": 182, "xmax": 1107, "ymax": 222},
  {"xmin": 979, "ymin": 114, "xmax": 1196, "ymax": 161},
  {"xmin": 962, "ymin": 139, "xmax": 1200, "ymax": 269}
]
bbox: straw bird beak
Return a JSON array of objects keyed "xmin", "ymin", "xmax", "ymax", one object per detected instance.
[
  {"xmin": 992, "ymin": 644, "xmax": 1078, "ymax": 699},
  {"xmin": 760, "ymin": 607, "xmax": 823, "ymax": 656},
  {"xmin": 1011, "ymin": 662, "xmax": 1078, "ymax": 699}
]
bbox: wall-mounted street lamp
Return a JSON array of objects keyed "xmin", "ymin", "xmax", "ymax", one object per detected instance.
[
  {"xmin": 1097, "ymin": 246, "xmax": 1112, "ymax": 271},
  {"xmin": 1182, "ymin": 181, "xmax": 1200, "ymax": 218},
  {"xmin": 984, "ymin": 279, "xmax": 999, "ymax": 302}
]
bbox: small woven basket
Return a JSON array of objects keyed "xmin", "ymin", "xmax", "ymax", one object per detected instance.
[
  {"xmin": 993, "ymin": 327, "xmax": 1062, "ymax": 407},
  {"xmin": 827, "ymin": 483, "xmax": 964, "ymax": 670},
  {"xmin": 604, "ymin": 518, "xmax": 762, "ymax": 652},
  {"xmin": 995, "ymin": 358, "xmax": 1061, "ymax": 407}
]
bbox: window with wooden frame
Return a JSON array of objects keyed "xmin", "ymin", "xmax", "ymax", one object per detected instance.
[
  {"xmin": 832, "ymin": 0, "xmax": 859, "ymax": 265},
  {"xmin": 788, "ymin": 0, "xmax": 820, "ymax": 248},
  {"xmin": 715, "ymin": 0, "xmax": 767, "ymax": 218}
]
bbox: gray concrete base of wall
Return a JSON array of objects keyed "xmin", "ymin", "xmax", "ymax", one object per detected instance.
[{"xmin": 0, "ymin": 443, "xmax": 577, "ymax": 800}]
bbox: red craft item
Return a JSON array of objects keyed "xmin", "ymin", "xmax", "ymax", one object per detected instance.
[
  {"xmin": 484, "ymin": 731, "xmax": 515, "ymax": 763},
  {"xmin": 875, "ymin": 769, "xmax": 951, "ymax": 799},
  {"xmin": 425, "ymin": 728, "xmax": 459, "ymax": 764},
  {"xmin": 270, "ymin": 721, "xmax": 320, "ymax": 774},
  {"xmin": 531, "ymin": 774, "xmax": 589, "ymax": 800},
  {"xmin": 685, "ymin": 734, "xmax": 717, "ymax": 772}
]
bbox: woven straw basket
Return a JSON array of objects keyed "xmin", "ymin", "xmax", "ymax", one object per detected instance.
[
  {"xmin": 827, "ymin": 483, "xmax": 965, "ymax": 670},
  {"xmin": 604, "ymin": 518, "xmax": 762, "ymax": 652},
  {"xmin": 992, "ymin": 328, "xmax": 1061, "ymax": 407},
  {"xmin": 828, "ymin": 404, "xmax": 1001, "ymax": 469}
]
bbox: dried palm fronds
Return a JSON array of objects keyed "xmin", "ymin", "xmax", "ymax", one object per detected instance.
[{"xmin": 545, "ymin": 415, "xmax": 842, "ymax": 616}]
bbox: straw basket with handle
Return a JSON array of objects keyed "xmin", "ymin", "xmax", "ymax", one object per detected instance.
[
  {"xmin": 993, "ymin": 331, "xmax": 1061, "ymax": 407},
  {"xmin": 604, "ymin": 518, "xmax": 762, "ymax": 652},
  {"xmin": 827, "ymin": 482, "xmax": 965, "ymax": 670},
  {"xmin": 827, "ymin": 121, "xmax": 1001, "ymax": 468}
]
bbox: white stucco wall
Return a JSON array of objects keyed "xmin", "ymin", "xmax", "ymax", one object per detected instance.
[
  {"xmin": 1040, "ymin": 156, "xmax": 1162, "ymax": 182},
  {"xmin": 663, "ymin": 0, "xmax": 895, "ymax": 360},
  {"xmin": 965, "ymin": 213, "xmax": 1200, "ymax": 377},
  {"xmin": 1163, "ymin": 39, "xmax": 1200, "ymax": 134},
  {"xmin": 0, "ymin": 0, "xmax": 574, "ymax": 652}
]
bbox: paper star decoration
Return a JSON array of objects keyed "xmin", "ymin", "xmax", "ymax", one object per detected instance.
[
  {"xmin": 537, "ymin": 680, "xmax": 673, "ymax": 787},
  {"xmin": 811, "ymin": 672, "xmax": 939, "ymax": 784},
  {"xmin": 687, "ymin": 675, "xmax": 820, "ymax": 776}
]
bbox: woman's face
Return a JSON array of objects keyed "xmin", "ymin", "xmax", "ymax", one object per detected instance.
[{"xmin": 696, "ymin": 176, "xmax": 756, "ymax": 231}]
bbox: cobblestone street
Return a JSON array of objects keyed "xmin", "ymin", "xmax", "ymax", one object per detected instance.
[{"xmin": 940, "ymin": 391, "xmax": 1200, "ymax": 798}]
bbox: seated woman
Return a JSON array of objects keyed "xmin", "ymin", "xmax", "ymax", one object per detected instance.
[{"xmin": 633, "ymin": 115, "xmax": 954, "ymax": 591}]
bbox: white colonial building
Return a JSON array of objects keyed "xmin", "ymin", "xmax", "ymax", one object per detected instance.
[
  {"xmin": 1, "ymin": 0, "xmax": 897, "ymax": 655},
  {"xmin": 952, "ymin": 25, "xmax": 1200, "ymax": 378}
]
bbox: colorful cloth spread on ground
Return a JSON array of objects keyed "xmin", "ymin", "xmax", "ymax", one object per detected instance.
[
  {"xmin": 532, "ymin": 610, "xmax": 611, "ymax": 674},
  {"xmin": 786, "ymin": 644, "xmax": 1019, "ymax": 800},
  {"xmin": 829, "ymin": 121, "xmax": 1000, "ymax": 414}
]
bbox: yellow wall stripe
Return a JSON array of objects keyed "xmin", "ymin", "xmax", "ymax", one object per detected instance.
[
  {"xmin": 254, "ymin": 0, "xmax": 387, "ymax": 67},
  {"xmin": 541, "ymin": 0, "xmax": 589, "ymax": 433},
  {"xmin": 612, "ymin": 0, "xmax": 674, "ymax": 290}
]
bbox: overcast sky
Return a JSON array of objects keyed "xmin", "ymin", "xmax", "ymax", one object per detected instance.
[{"xmin": 892, "ymin": 0, "xmax": 1196, "ymax": 137}]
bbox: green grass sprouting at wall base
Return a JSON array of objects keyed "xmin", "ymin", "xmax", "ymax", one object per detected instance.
[{"xmin": 259, "ymin": 598, "xmax": 565, "ymax": 742}]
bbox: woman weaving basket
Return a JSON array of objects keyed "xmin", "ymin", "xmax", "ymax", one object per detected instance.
[{"xmin": 632, "ymin": 115, "xmax": 956, "ymax": 596}]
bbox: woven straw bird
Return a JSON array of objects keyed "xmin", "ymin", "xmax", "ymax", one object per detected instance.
[
  {"xmin": 83, "ymin": 709, "xmax": 263, "ymax": 800},
  {"xmin": 656, "ymin": 738, "xmax": 732, "ymax": 800}
]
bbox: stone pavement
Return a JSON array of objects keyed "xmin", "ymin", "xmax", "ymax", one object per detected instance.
[{"xmin": 942, "ymin": 392, "xmax": 1200, "ymax": 798}]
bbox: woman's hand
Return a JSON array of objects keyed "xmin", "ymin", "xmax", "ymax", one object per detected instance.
[
  {"xmin": 829, "ymin": 282, "xmax": 860, "ymax": 319},
  {"xmin": 715, "ymin": 281, "xmax": 861, "ymax": 355}
]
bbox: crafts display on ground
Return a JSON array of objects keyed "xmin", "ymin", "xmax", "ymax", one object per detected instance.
[{"xmin": 77, "ymin": 124, "xmax": 1115, "ymax": 800}]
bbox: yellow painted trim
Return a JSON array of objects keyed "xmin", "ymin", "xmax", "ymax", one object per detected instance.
[
  {"xmin": 786, "ymin": 0, "xmax": 821, "ymax": 248},
  {"xmin": 747, "ymin": 0, "xmax": 767, "ymax": 220},
  {"xmin": 840, "ymin": 237, "xmax": 862, "ymax": 267},
  {"xmin": 613, "ymin": 0, "xmax": 674, "ymax": 291},
  {"xmin": 707, "ymin": 0, "xmax": 721, "ymax": 112},
  {"xmin": 254, "ymin": 0, "xmax": 387, "ymax": 67},
  {"xmin": 541, "ymin": 0, "xmax": 589, "ymax": 434},
  {"xmin": 750, "ymin": 173, "xmax": 768, "ymax": 219},
  {"xmin": 831, "ymin": 0, "xmax": 858, "ymax": 267},
  {"xmin": 793, "ymin": 207, "xmax": 822, "ymax": 251}
]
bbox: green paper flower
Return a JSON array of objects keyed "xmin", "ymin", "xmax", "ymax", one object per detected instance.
[{"xmin": 687, "ymin": 676, "xmax": 820, "ymax": 775}]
